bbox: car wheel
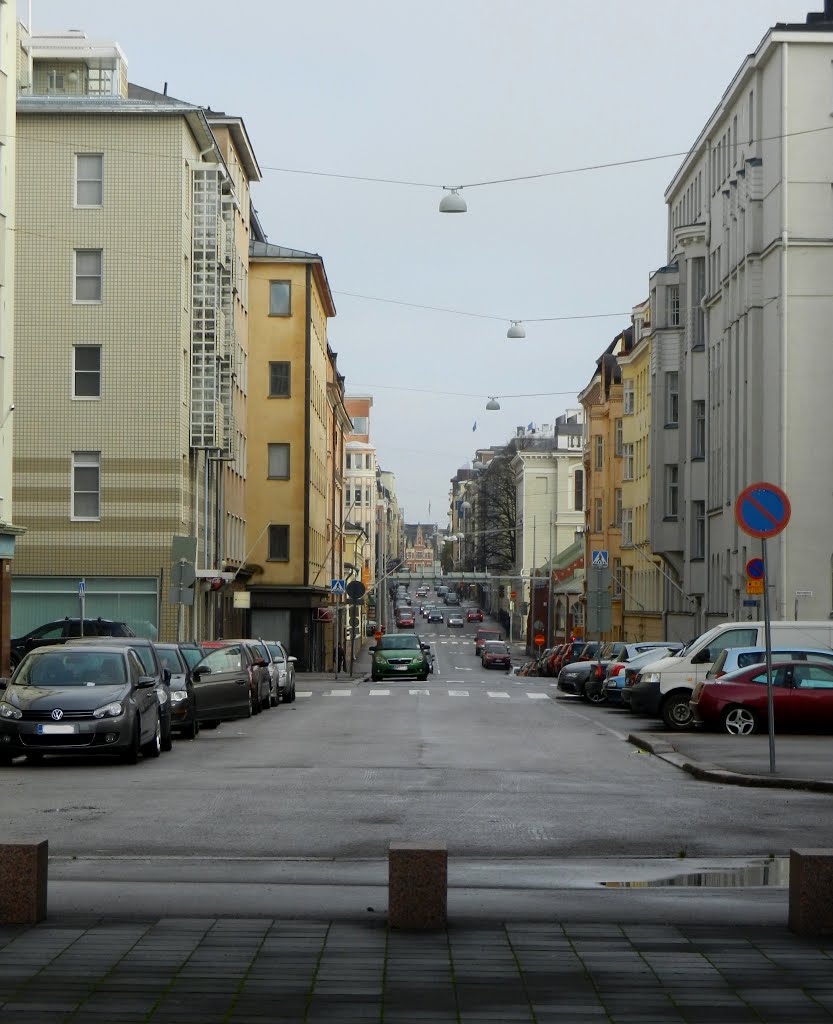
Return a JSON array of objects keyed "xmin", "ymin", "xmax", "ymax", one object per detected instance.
[
  {"xmin": 418, "ymin": 672, "xmax": 429, "ymax": 681},
  {"xmin": 270, "ymin": 687, "xmax": 279, "ymax": 708},
  {"xmin": 121, "ymin": 720, "xmax": 141, "ymax": 765},
  {"xmin": 141, "ymin": 713, "xmax": 162, "ymax": 759},
  {"xmin": 585, "ymin": 685, "xmax": 607, "ymax": 705},
  {"xmin": 180, "ymin": 715, "xmax": 199, "ymax": 740},
  {"xmin": 203, "ymin": 720, "xmax": 221, "ymax": 730},
  {"xmin": 371, "ymin": 674, "xmax": 380, "ymax": 682},
  {"xmin": 661, "ymin": 692, "xmax": 695, "ymax": 731},
  {"xmin": 261, "ymin": 689, "xmax": 271, "ymax": 711},
  {"xmin": 722, "ymin": 706, "xmax": 758, "ymax": 736},
  {"xmin": 0, "ymin": 753, "xmax": 13, "ymax": 766},
  {"xmin": 288, "ymin": 683, "xmax": 296, "ymax": 704},
  {"xmin": 161, "ymin": 711, "xmax": 173, "ymax": 752}
]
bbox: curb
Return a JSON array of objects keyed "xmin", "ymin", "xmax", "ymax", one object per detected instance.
[{"xmin": 628, "ymin": 732, "xmax": 833, "ymax": 793}]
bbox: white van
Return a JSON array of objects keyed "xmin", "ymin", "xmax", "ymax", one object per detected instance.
[{"xmin": 627, "ymin": 621, "xmax": 833, "ymax": 730}]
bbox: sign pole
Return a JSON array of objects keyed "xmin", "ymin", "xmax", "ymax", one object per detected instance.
[
  {"xmin": 79, "ymin": 579, "xmax": 86, "ymax": 637},
  {"xmin": 761, "ymin": 537, "xmax": 776, "ymax": 774}
]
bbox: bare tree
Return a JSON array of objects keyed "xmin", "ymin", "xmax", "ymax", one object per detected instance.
[{"xmin": 470, "ymin": 455, "xmax": 516, "ymax": 572}]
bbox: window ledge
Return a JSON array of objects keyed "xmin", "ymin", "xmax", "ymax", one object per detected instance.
[
  {"xmin": 691, "ymin": 455, "xmax": 705, "ymax": 462},
  {"xmin": 664, "ymin": 423, "xmax": 679, "ymax": 430},
  {"xmin": 662, "ymin": 516, "xmax": 679, "ymax": 522},
  {"xmin": 689, "ymin": 557, "xmax": 705, "ymax": 563}
]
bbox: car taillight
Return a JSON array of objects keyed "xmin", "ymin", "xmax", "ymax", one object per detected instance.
[
  {"xmin": 624, "ymin": 670, "xmax": 636, "ymax": 687},
  {"xmin": 714, "ymin": 671, "xmax": 725, "ymax": 679},
  {"xmin": 594, "ymin": 665, "xmax": 603, "ymax": 680},
  {"xmin": 610, "ymin": 663, "xmax": 624, "ymax": 677}
]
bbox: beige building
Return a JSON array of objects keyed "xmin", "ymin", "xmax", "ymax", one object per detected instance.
[
  {"xmin": 13, "ymin": 29, "xmax": 257, "ymax": 640},
  {"xmin": 246, "ymin": 239, "xmax": 340, "ymax": 670}
]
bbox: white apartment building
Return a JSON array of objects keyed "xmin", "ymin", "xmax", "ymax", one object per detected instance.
[{"xmin": 650, "ymin": 6, "xmax": 833, "ymax": 630}]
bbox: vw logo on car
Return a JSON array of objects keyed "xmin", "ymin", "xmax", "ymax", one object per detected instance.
[{"xmin": 51, "ymin": 709, "xmax": 64, "ymax": 721}]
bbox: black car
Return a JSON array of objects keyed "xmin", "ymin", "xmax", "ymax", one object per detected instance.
[
  {"xmin": 190, "ymin": 642, "xmax": 264, "ymax": 724},
  {"xmin": 0, "ymin": 645, "xmax": 164, "ymax": 764},
  {"xmin": 154, "ymin": 643, "xmax": 198, "ymax": 739},
  {"xmin": 66, "ymin": 637, "xmax": 173, "ymax": 751},
  {"xmin": 427, "ymin": 608, "xmax": 444, "ymax": 623},
  {"xmin": 11, "ymin": 617, "xmax": 135, "ymax": 669}
]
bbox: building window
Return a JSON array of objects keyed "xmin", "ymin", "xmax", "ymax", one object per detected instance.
[
  {"xmin": 691, "ymin": 257, "xmax": 706, "ymax": 347},
  {"xmin": 613, "ymin": 557, "xmax": 622, "ymax": 597},
  {"xmin": 345, "ymin": 453, "xmax": 352, "ymax": 470},
  {"xmin": 75, "ymin": 153, "xmax": 103, "ymax": 207},
  {"xmin": 622, "ymin": 380, "xmax": 634, "ymax": 415},
  {"xmin": 665, "ymin": 465, "xmax": 679, "ymax": 518},
  {"xmin": 621, "ymin": 508, "xmax": 633, "ymax": 546},
  {"xmin": 593, "ymin": 497, "xmax": 603, "ymax": 533},
  {"xmin": 268, "ymin": 361, "xmax": 290, "ymax": 397},
  {"xmin": 666, "ymin": 372, "xmax": 679, "ymax": 425},
  {"xmin": 267, "ymin": 442, "xmax": 290, "ymax": 479},
  {"xmin": 692, "ymin": 500, "xmax": 706, "ymax": 558},
  {"xmin": 693, "ymin": 400, "xmax": 706, "ymax": 458},
  {"xmin": 365, "ymin": 487, "xmax": 371, "ymax": 506},
  {"xmin": 614, "ymin": 418, "xmax": 623, "ymax": 456},
  {"xmin": 268, "ymin": 280, "xmax": 291, "ymax": 316},
  {"xmin": 351, "ymin": 415, "xmax": 369, "ymax": 434},
  {"xmin": 268, "ymin": 525, "xmax": 289, "ymax": 561},
  {"xmin": 74, "ymin": 249, "xmax": 102, "ymax": 303},
  {"xmin": 47, "ymin": 69, "xmax": 65, "ymax": 91},
  {"xmin": 574, "ymin": 469, "xmax": 584, "ymax": 511},
  {"xmin": 622, "ymin": 444, "xmax": 634, "ymax": 481},
  {"xmin": 614, "ymin": 488, "xmax": 622, "ymax": 528},
  {"xmin": 666, "ymin": 285, "xmax": 680, "ymax": 327},
  {"xmin": 73, "ymin": 345, "xmax": 101, "ymax": 398},
  {"xmin": 353, "ymin": 488, "xmax": 361, "ymax": 507},
  {"xmin": 365, "ymin": 454, "xmax": 372, "ymax": 469},
  {"xmin": 594, "ymin": 434, "xmax": 603, "ymax": 470},
  {"xmin": 72, "ymin": 451, "xmax": 100, "ymax": 520}
]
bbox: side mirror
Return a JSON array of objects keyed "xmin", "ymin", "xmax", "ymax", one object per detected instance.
[
  {"xmin": 369, "ymin": 646, "xmax": 377, "ymax": 654},
  {"xmin": 162, "ymin": 667, "xmax": 171, "ymax": 684},
  {"xmin": 253, "ymin": 658, "xmax": 267, "ymax": 667},
  {"xmin": 421, "ymin": 644, "xmax": 431, "ymax": 653},
  {"xmin": 287, "ymin": 656, "xmax": 297, "ymax": 663},
  {"xmin": 192, "ymin": 666, "xmax": 209, "ymax": 680},
  {"xmin": 137, "ymin": 676, "xmax": 156, "ymax": 689}
]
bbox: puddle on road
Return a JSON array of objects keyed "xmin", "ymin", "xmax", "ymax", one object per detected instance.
[{"xmin": 601, "ymin": 858, "xmax": 789, "ymax": 888}]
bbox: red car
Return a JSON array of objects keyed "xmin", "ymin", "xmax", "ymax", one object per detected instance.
[
  {"xmin": 466, "ymin": 609, "xmax": 483, "ymax": 623},
  {"xmin": 690, "ymin": 661, "xmax": 833, "ymax": 734},
  {"xmin": 481, "ymin": 641, "xmax": 512, "ymax": 670}
]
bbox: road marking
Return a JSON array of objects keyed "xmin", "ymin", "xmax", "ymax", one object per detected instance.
[
  {"xmin": 453, "ymin": 667, "xmax": 473, "ymax": 671},
  {"xmin": 326, "ymin": 689, "xmax": 352, "ymax": 697},
  {"xmin": 487, "ymin": 691, "xmax": 510, "ymax": 699},
  {"xmin": 446, "ymin": 679, "xmax": 465, "ymax": 683},
  {"xmin": 526, "ymin": 692, "xmax": 549, "ymax": 700},
  {"xmin": 409, "ymin": 689, "xmax": 430, "ymax": 695},
  {"xmin": 296, "ymin": 691, "xmax": 312, "ymax": 698},
  {"xmin": 369, "ymin": 689, "xmax": 390, "ymax": 696},
  {"xmin": 448, "ymin": 690, "xmax": 469, "ymax": 697}
]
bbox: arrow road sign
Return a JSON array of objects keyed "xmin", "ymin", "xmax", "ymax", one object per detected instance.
[
  {"xmin": 330, "ymin": 578, "xmax": 346, "ymax": 595},
  {"xmin": 735, "ymin": 483, "xmax": 791, "ymax": 539},
  {"xmin": 591, "ymin": 550, "xmax": 609, "ymax": 568}
]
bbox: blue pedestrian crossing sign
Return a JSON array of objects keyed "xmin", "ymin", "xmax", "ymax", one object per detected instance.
[
  {"xmin": 591, "ymin": 550, "xmax": 609, "ymax": 568},
  {"xmin": 330, "ymin": 578, "xmax": 346, "ymax": 595}
]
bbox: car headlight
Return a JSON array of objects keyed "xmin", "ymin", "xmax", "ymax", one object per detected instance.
[
  {"xmin": 170, "ymin": 690, "xmax": 188, "ymax": 703},
  {"xmin": 93, "ymin": 701, "xmax": 123, "ymax": 719},
  {"xmin": 640, "ymin": 672, "xmax": 661, "ymax": 684},
  {"xmin": 374, "ymin": 655, "xmax": 386, "ymax": 664},
  {"xmin": 0, "ymin": 701, "xmax": 21, "ymax": 720},
  {"xmin": 156, "ymin": 689, "xmax": 168, "ymax": 705}
]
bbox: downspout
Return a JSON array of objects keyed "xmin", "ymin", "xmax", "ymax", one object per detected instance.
[
  {"xmin": 780, "ymin": 43, "xmax": 789, "ymax": 619},
  {"xmin": 304, "ymin": 266, "xmax": 312, "ymax": 667}
]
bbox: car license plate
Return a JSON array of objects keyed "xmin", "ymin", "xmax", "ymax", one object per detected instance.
[
  {"xmin": 37, "ymin": 724, "xmax": 76, "ymax": 735},
  {"xmin": 394, "ymin": 665, "xmax": 408, "ymax": 671}
]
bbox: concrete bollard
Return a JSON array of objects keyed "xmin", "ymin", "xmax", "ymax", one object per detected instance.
[
  {"xmin": 388, "ymin": 841, "xmax": 447, "ymax": 930},
  {"xmin": 789, "ymin": 849, "xmax": 833, "ymax": 936},
  {"xmin": 0, "ymin": 840, "xmax": 48, "ymax": 925}
]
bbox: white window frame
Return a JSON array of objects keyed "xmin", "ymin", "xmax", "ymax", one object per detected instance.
[
  {"xmin": 73, "ymin": 249, "xmax": 103, "ymax": 304},
  {"xmin": 666, "ymin": 285, "xmax": 680, "ymax": 327},
  {"xmin": 621, "ymin": 508, "xmax": 633, "ymax": 547},
  {"xmin": 693, "ymin": 400, "xmax": 706, "ymax": 458},
  {"xmin": 692, "ymin": 500, "xmax": 706, "ymax": 559},
  {"xmin": 267, "ymin": 442, "xmax": 290, "ymax": 480},
  {"xmin": 75, "ymin": 153, "xmax": 104, "ymax": 208},
  {"xmin": 71, "ymin": 451, "xmax": 101, "ymax": 521},
  {"xmin": 72, "ymin": 345, "xmax": 101, "ymax": 400},
  {"xmin": 665, "ymin": 465, "xmax": 679, "ymax": 518},
  {"xmin": 594, "ymin": 434, "xmax": 603, "ymax": 470},
  {"xmin": 622, "ymin": 380, "xmax": 635, "ymax": 416},
  {"xmin": 666, "ymin": 372, "xmax": 679, "ymax": 426},
  {"xmin": 622, "ymin": 443, "xmax": 634, "ymax": 481},
  {"xmin": 614, "ymin": 417, "xmax": 623, "ymax": 457}
]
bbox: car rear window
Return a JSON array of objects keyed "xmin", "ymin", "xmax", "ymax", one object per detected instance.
[{"xmin": 377, "ymin": 635, "xmax": 420, "ymax": 650}]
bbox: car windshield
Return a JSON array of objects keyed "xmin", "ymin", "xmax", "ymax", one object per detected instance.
[
  {"xmin": 625, "ymin": 647, "xmax": 671, "ymax": 669},
  {"xmin": 179, "ymin": 647, "xmax": 204, "ymax": 669},
  {"xmin": 377, "ymin": 635, "xmax": 420, "ymax": 651},
  {"xmin": 17, "ymin": 650, "xmax": 127, "ymax": 687},
  {"xmin": 155, "ymin": 646, "xmax": 184, "ymax": 673},
  {"xmin": 484, "ymin": 642, "xmax": 507, "ymax": 653}
]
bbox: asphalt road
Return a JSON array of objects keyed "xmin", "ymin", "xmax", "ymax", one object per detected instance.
[{"xmin": 0, "ymin": 606, "xmax": 829, "ymax": 863}]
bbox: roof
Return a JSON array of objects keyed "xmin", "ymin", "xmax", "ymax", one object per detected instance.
[
  {"xmin": 553, "ymin": 569, "xmax": 586, "ymax": 595},
  {"xmin": 249, "ymin": 240, "xmax": 336, "ymax": 317}
]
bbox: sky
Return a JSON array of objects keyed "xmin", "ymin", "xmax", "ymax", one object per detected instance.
[{"xmin": 32, "ymin": 0, "xmax": 816, "ymax": 526}]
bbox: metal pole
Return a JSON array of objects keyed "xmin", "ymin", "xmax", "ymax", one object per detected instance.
[
  {"xmin": 547, "ymin": 511, "xmax": 553, "ymax": 649},
  {"xmin": 79, "ymin": 579, "xmax": 86, "ymax": 637},
  {"xmin": 762, "ymin": 537, "xmax": 776, "ymax": 773}
]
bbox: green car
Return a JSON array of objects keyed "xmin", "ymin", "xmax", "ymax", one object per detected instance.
[{"xmin": 370, "ymin": 633, "xmax": 431, "ymax": 681}]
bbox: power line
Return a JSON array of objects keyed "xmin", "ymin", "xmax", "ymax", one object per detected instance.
[{"xmin": 351, "ymin": 383, "xmax": 583, "ymax": 399}]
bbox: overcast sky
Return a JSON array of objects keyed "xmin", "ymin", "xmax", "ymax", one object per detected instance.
[{"xmin": 32, "ymin": 0, "xmax": 816, "ymax": 527}]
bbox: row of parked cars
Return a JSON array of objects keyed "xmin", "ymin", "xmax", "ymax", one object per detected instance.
[
  {"xmin": 550, "ymin": 620, "xmax": 833, "ymax": 734},
  {"xmin": 0, "ymin": 619, "xmax": 297, "ymax": 765}
]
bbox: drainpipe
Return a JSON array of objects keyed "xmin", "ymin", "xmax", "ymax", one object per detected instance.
[{"xmin": 780, "ymin": 43, "xmax": 789, "ymax": 619}]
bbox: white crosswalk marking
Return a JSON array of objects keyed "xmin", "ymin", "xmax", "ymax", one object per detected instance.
[
  {"xmin": 453, "ymin": 667, "xmax": 473, "ymax": 671},
  {"xmin": 526, "ymin": 693, "xmax": 549, "ymax": 700},
  {"xmin": 409, "ymin": 688, "xmax": 430, "ymax": 695},
  {"xmin": 448, "ymin": 690, "xmax": 469, "ymax": 697},
  {"xmin": 487, "ymin": 691, "xmax": 510, "ymax": 699},
  {"xmin": 326, "ymin": 689, "xmax": 352, "ymax": 697},
  {"xmin": 369, "ymin": 689, "xmax": 390, "ymax": 696},
  {"xmin": 296, "ymin": 691, "xmax": 312, "ymax": 698}
]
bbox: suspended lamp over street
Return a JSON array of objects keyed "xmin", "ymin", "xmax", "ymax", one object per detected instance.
[
  {"xmin": 486, "ymin": 396, "xmax": 501, "ymax": 411},
  {"xmin": 461, "ymin": 500, "xmax": 472, "ymax": 512},
  {"xmin": 439, "ymin": 187, "xmax": 467, "ymax": 213},
  {"xmin": 507, "ymin": 320, "xmax": 526, "ymax": 339}
]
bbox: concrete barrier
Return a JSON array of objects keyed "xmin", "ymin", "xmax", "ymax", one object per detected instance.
[
  {"xmin": 388, "ymin": 841, "xmax": 447, "ymax": 930},
  {"xmin": 789, "ymin": 848, "xmax": 833, "ymax": 935},
  {"xmin": 0, "ymin": 840, "xmax": 48, "ymax": 924}
]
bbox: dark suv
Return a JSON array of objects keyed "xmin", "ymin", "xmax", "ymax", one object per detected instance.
[{"xmin": 11, "ymin": 618, "xmax": 135, "ymax": 669}]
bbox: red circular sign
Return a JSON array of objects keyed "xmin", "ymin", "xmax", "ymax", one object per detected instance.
[
  {"xmin": 735, "ymin": 482, "xmax": 791, "ymax": 539},
  {"xmin": 534, "ymin": 633, "xmax": 545, "ymax": 646}
]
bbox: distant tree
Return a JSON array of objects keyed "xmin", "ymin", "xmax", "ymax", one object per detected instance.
[
  {"xmin": 440, "ymin": 546, "xmax": 454, "ymax": 573},
  {"xmin": 473, "ymin": 455, "xmax": 516, "ymax": 572}
]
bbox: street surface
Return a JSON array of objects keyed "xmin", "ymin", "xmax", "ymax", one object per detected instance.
[{"xmin": 1, "ymin": 606, "xmax": 828, "ymax": 866}]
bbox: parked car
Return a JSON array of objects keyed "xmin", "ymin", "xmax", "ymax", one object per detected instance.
[
  {"xmin": 370, "ymin": 634, "xmax": 431, "ymax": 681},
  {"xmin": 427, "ymin": 608, "xmax": 444, "ymax": 624},
  {"xmin": 583, "ymin": 641, "xmax": 685, "ymax": 704},
  {"xmin": 706, "ymin": 646, "xmax": 833, "ymax": 679},
  {"xmin": 0, "ymin": 645, "xmax": 164, "ymax": 764},
  {"xmin": 481, "ymin": 640, "xmax": 512, "ymax": 670},
  {"xmin": 475, "ymin": 628, "xmax": 503, "ymax": 656},
  {"xmin": 190, "ymin": 642, "xmax": 264, "ymax": 724},
  {"xmin": 447, "ymin": 614, "xmax": 465, "ymax": 628},
  {"xmin": 605, "ymin": 647, "xmax": 676, "ymax": 707},
  {"xmin": 154, "ymin": 642, "xmax": 198, "ymax": 739},
  {"xmin": 11, "ymin": 617, "xmax": 135, "ymax": 669},
  {"xmin": 67, "ymin": 636, "xmax": 173, "ymax": 751},
  {"xmin": 201, "ymin": 640, "xmax": 272, "ymax": 712},
  {"xmin": 690, "ymin": 661, "xmax": 833, "ymax": 734},
  {"xmin": 365, "ymin": 620, "xmax": 378, "ymax": 637},
  {"xmin": 264, "ymin": 640, "xmax": 297, "ymax": 703},
  {"xmin": 466, "ymin": 609, "xmax": 484, "ymax": 623}
]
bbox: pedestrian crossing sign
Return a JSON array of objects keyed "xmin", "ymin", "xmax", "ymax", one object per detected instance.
[
  {"xmin": 330, "ymin": 578, "xmax": 346, "ymax": 595},
  {"xmin": 591, "ymin": 550, "xmax": 609, "ymax": 568}
]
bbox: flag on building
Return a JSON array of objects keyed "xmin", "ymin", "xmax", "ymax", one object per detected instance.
[
  {"xmin": 472, "ymin": 421, "xmax": 477, "ymax": 432},
  {"xmin": 527, "ymin": 421, "xmax": 534, "ymax": 431}
]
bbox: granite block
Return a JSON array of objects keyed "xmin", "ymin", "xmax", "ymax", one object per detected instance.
[
  {"xmin": 789, "ymin": 848, "xmax": 833, "ymax": 935},
  {"xmin": 388, "ymin": 841, "xmax": 447, "ymax": 930},
  {"xmin": 0, "ymin": 841, "xmax": 48, "ymax": 925}
]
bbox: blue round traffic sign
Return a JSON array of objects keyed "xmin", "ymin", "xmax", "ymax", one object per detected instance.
[
  {"xmin": 746, "ymin": 558, "xmax": 764, "ymax": 580},
  {"xmin": 735, "ymin": 482, "xmax": 791, "ymax": 539}
]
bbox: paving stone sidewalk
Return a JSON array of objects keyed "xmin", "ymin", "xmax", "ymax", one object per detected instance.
[{"xmin": 2, "ymin": 916, "xmax": 833, "ymax": 1023}]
